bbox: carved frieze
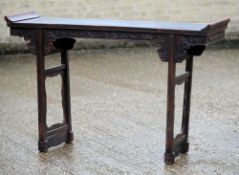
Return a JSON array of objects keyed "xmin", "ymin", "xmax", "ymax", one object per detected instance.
[
  {"xmin": 44, "ymin": 29, "xmax": 173, "ymax": 61},
  {"xmin": 43, "ymin": 29, "xmax": 162, "ymax": 55},
  {"xmin": 10, "ymin": 28, "xmax": 211, "ymax": 62}
]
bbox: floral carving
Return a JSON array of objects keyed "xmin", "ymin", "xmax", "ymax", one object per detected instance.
[
  {"xmin": 175, "ymin": 35, "xmax": 207, "ymax": 62},
  {"xmin": 150, "ymin": 35, "xmax": 170, "ymax": 62},
  {"xmin": 11, "ymin": 28, "xmax": 38, "ymax": 54},
  {"xmin": 44, "ymin": 29, "xmax": 164, "ymax": 55}
]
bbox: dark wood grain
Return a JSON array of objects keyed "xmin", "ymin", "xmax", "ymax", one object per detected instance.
[
  {"xmin": 181, "ymin": 55, "xmax": 194, "ymax": 152},
  {"xmin": 36, "ymin": 29, "xmax": 48, "ymax": 152},
  {"xmin": 164, "ymin": 34, "xmax": 177, "ymax": 164}
]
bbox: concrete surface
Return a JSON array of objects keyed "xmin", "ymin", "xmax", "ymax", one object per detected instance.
[{"xmin": 0, "ymin": 48, "xmax": 238, "ymax": 175}]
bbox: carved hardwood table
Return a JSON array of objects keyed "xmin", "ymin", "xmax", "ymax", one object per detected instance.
[{"xmin": 4, "ymin": 12, "xmax": 230, "ymax": 164}]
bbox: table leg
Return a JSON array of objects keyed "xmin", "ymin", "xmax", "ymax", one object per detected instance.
[
  {"xmin": 181, "ymin": 55, "xmax": 193, "ymax": 153},
  {"xmin": 36, "ymin": 38, "xmax": 75, "ymax": 152},
  {"xmin": 61, "ymin": 49, "xmax": 74, "ymax": 143},
  {"xmin": 36, "ymin": 29, "xmax": 48, "ymax": 152},
  {"xmin": 164, "ymin": 35, "xmax": 176, "ymax": 164},
  {"xmin": 164, "ymin": 43, "xmax": 196, "ymax": 164}
]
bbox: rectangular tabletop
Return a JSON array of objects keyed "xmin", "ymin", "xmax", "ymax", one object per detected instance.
[{"xmin": 5, "ymin": 11, "xmax": 230, "ymax": 34}]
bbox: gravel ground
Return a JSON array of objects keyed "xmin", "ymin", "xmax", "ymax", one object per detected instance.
[{"xmin": 0, "ymin": 48, "xmax": 238, "ymax": 175}]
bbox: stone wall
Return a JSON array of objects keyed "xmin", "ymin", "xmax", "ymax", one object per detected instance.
[{"xmin": 0, "ymin": 0, "xmax": 238, "ymax": 45}]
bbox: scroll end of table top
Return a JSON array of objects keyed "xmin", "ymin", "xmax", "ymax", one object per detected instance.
[
  {"xmin": 4, "ymin": 11, "xmax": 40, "ymax": 25},
  {"xmin": 202, "ymin": 18, "xmax": 230, "ymax": 32}
]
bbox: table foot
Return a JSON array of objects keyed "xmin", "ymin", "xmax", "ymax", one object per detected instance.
[
  {"xmin": 38, "ymin": 140, "xmax": 48, "ymax": 152},
  {"xmin": 66, "ymin": 131, "xmax": 74, "ymax": 143},
  {"xmin": 164, "ymin": 153, "xmax": 175, "ymax": 165}
]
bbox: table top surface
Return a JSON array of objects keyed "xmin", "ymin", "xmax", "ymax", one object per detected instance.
[
  {"xmin": 16, "ymin": 16, "xmax": 209, "ymax": 31},
  {"xmin": 5, "ymin": 11, "xmax": 230, "ymax": 34}
]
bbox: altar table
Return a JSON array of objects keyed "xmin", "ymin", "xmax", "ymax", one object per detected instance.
[{"xmin": 4, "ymin": 11, "xmax": 230, "ymax": 164}]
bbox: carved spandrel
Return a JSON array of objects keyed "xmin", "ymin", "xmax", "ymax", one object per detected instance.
[
  {"xmin": 175, "ymin": 35, "xmax": 207, "ymax": 62},
  {"xmin": 151, "ymin": 35, "xmax": 207, "ymax": 62},
  {"xmin": 10, "ymin": 28, "xmax": 38, "ymax": 54},
  {"xmin": 150, "ymin": 35, "xmax": 170, "ymax": 62}
]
